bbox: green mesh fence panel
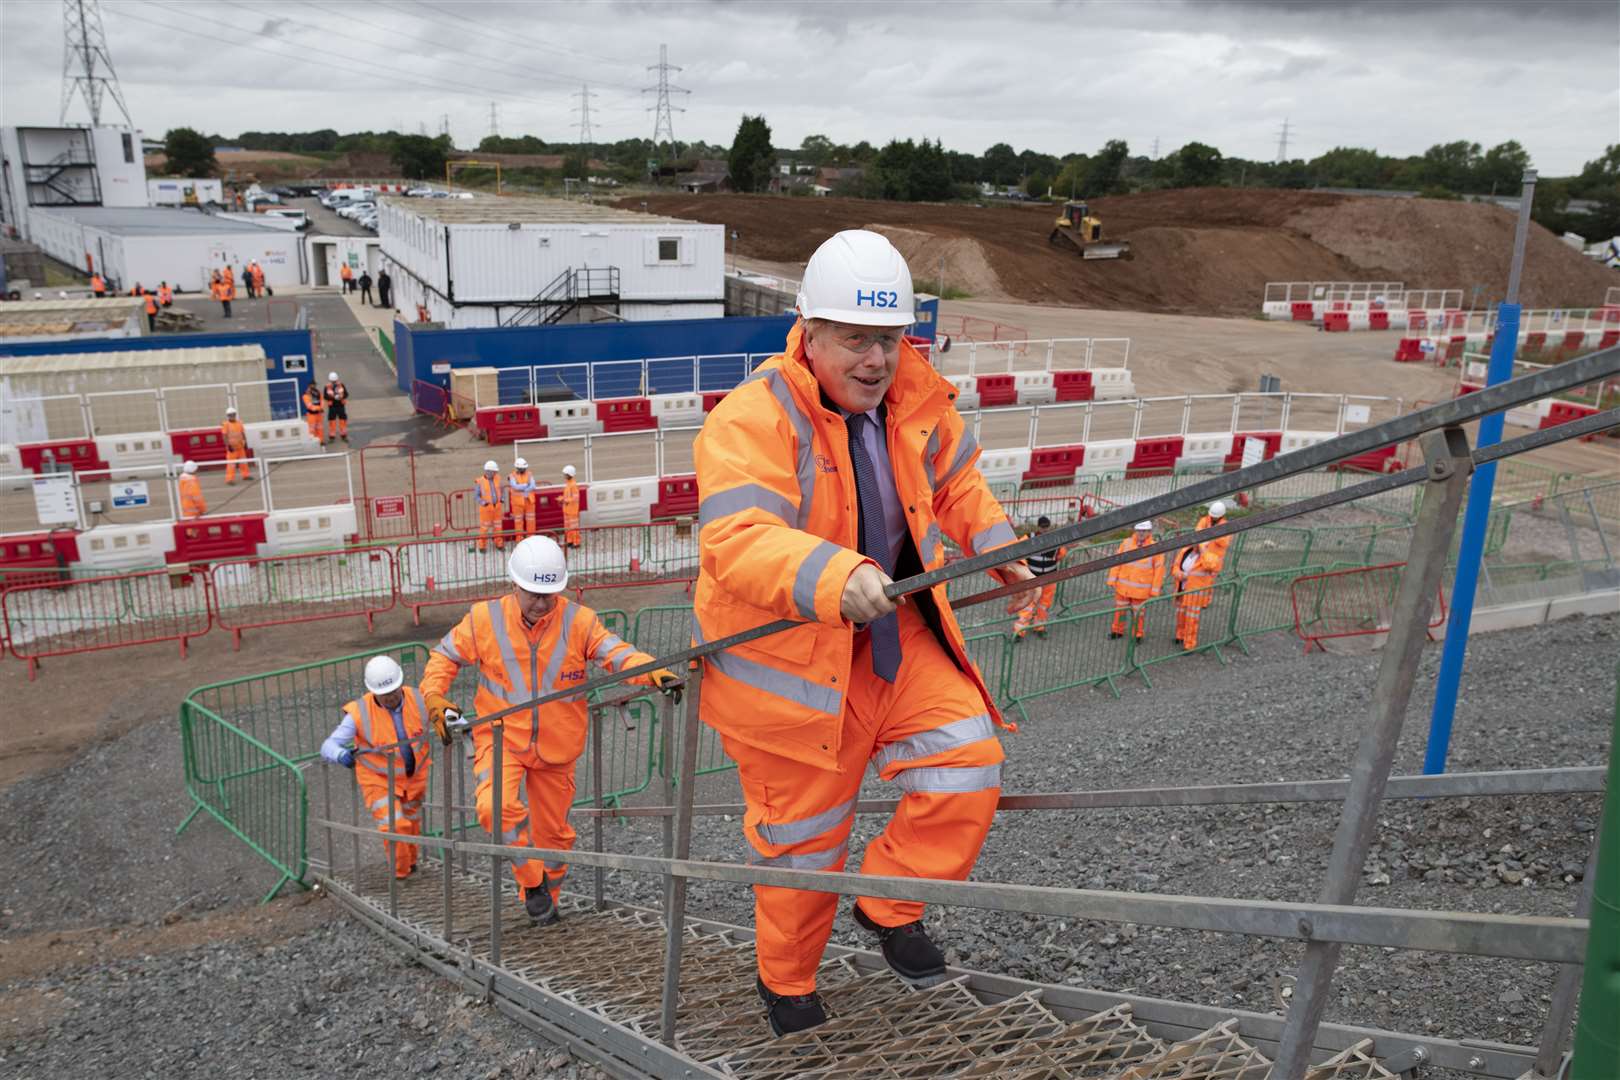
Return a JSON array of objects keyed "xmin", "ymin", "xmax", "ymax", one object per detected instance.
[
  {"xmin": 573, "ymin": 696, "xmax": 661, "ymax": 806},
  {"xmin": 1231, "ymin": 565, "xmax": 1328, "ymax": 650},
  {"xmin": 1002, "ymin": 606, "xmax": 1132, "ymax": 720},
  {"xmin": 1130, "ymin": 581, "xmax": 1238, "ymax": 678},
  {"xmin": 1229, "ymin": 525, "xmax": 1314, "ymax": 574}
]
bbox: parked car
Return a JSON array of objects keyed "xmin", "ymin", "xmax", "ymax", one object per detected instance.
[
  {"xmin": 405, "ymin": 186, "xmax": 434, "ymax": 197},
  {"xmin": 358, "ymin": 213, "xmax": 378, "ymax": 231},
  {"xmin": 337, "ymin": 201, "xmax": 376, "ymax": 220}
]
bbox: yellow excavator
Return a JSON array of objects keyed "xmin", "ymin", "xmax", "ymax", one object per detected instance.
[{"xmin": 1048, "ymin": 200, "xmax": 1131, "ymax": 260}]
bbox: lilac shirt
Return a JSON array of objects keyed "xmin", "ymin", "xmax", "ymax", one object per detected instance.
[{"xmin": 845, "ymin": 407, "xmax": 907, "ymax": 575}]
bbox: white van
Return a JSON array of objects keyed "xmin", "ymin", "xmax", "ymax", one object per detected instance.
[
  {"xmin": 265, "ymin": 208, "xmax": 308, "ymax": 229},
  {"xmin": 325, "ymin": 187, "xmax": 376, "ymax": 209}
]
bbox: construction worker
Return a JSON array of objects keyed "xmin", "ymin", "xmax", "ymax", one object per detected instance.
[
  {"xmin": 90, "ymin": 272, "xmax": 106, "ymax": 297},
  {"xmin": 323, "ymin": 371, "xmax": 349, "ymax": 441},
  {"xmin": 143, "ymin": 290, "xmax": 159, "ymax": 332},
  {"xmin": 129, "ymin": 282, "xmax": 146, "ymax": 297},
  {"xmin": 250, "ymin": 261, "xmax": 266, "ymax": 297},
  {"xmin": 1107, "ymin": 520, "xmax": 1164, "ymax": 641},
  {"xmin": 210, "ymin": 271, "xmax": 234, "ymax": 318},
  {"xmin": 1173, "ymin": 500, "xmax": 1231, "ymax": 650},
  {"xmin": 473, "ymin": 460, "xmax": 505, "ymax": 552},
  {"xmin": 302, "ymin": 381, "xmax": 325, "ymax": 443},
  {"xmin": 692, "ymin": 229, "xmax": 1035, "ymax": 1035},
  {"xmin": 508, "ymin": 457, "xmax": 537, "ymax": 539},
  {"xmin": 560, "ymin": 465, "xmax": 581, "ymax": 548},
  {"xmin": 320, "ymin": 655, "xmax": 432, "ymax": 880},
  {"xmin": 339, "ymin": 260, "xmax": 354, "ymax": 294},
  {"xmin": 1010, "ymin": 516, "xmax": 1066, "ymax": 641},
  {"xmin": 221, "ymin": 406, "xmax": 252, "ymax": 484},
  {"xmin": 177, "ymin": 460, "xmax": 206, "ymax": 518},
  {"xmin": 222, "ymin": 264, "xmax": 234, "ymax": 291},
  {"xmin": 157, "ymin": 281, "xmax": 173, "ymax": 307},
  {"xmin": 421, "ymin": 536, "xmax": 680, "ymax": 924}
]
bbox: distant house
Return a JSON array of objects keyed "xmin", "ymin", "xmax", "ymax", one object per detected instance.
[
  {"xmin": 675, "ymin": 158, "xmax": 731, "ymax": 194},
  {"xmin": 813, "ymin": 166, "xmax": 863, "ymax": 196}
]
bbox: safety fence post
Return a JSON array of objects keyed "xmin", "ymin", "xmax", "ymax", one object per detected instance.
[
  {"xmin": 659, "ymin": 663, "xmax": 703, "ymax": 1047},
  {"xmin": 442, "ymin": 727, "xmax": 455, "ymax": 943},
  {"xmin": 591, "ymin": 701, "xmax": 606, "ymax": 911},
  {"xmin": 1002, "ymin": 607, "xmax": 1129, "ymax": 721},
  {"xmin": 489, "ymin": 728, "xmax": 504, "ymax": 969},
  {"xmin": 387, "ymin": 751, "xmax": 399, "ymax": 920},
  {"xmin": 1271, "ymin": 426, "xmax": 1475, "ymax": 1077}
]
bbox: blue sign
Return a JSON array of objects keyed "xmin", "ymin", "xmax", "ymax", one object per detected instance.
[{"xmin": 112, "ymin": 481, "xmax": 150, "ymax": 509}]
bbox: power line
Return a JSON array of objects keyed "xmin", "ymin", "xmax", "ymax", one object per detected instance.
[
  {"xmin": 489, "ymin": 101, "xmax": 499, "ymax": 139},
  {"xmin": 394, "ymin": 0, "xmax": 643, "ymax": 82},
  {"xmin": 644, "ymin": 44, "xmax": 688, "ymax": 149},
  {"xmin": 1275, "ymin": 117, "xmax": 1292, "ymax": 163},
  {"xmin": 572, "ymin": 82, "xmax": 596, "ymax": 154},
  {"xmin": 60, "ymin": 0, "xmax": 132, "ymax": 126}
]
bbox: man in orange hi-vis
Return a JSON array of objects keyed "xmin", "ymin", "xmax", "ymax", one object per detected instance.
[
  {"xmin": 302, "ymin": 381, "xmax": 325, "ymax": 442},
  {"xmin": 177, "ymin": 460, "xmax": 206, "ymax": 518},
  {"xmin": 221, "ymin": 406, "xmax": 251, "ymax": 484},
  {"xmin": 1173, "ymin": 501, "xmax": 1231, "ymax": 650},
  {"xmin": 1010, "ymin": 516, "xmax": 1065, "ymax": 641},
  {"xmin": 339, "ymin": 260, "xmax": 353, "ymax": 293},
  {"xmin": 560, "ymin": 464, "xmax": 581, "ymax": 548},
  {"xmin": 693, "ymin": 229, "xmax": 1035, "ymax": 1037},
  {"xmin": 322, "ymin": 371, "xmax": 349, "ymax": 442},
  {"xmin": 473, "ymin": 460, "xmax": 505, "ymax": 553},
  {"xmin": 1106, "ymin": 520, "xmax": 1164, "ymax": 641},
  {"xmin": 508, "ymin": 456, "xmax": 537, "ymax": 539},
  {"xmin": 420, "ymin": 536, "xmax": 680, "ymax": 925}
]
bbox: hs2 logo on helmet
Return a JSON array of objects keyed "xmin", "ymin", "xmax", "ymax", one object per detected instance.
[
  {"xmin": 856, "ymin": 290, "xmax": 899, "ymax": 308},
  {"xmin": 532, "ymin": 572, "xmax": 560, "ymax": 584}
]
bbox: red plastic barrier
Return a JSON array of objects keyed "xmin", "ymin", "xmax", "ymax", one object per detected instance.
[
  {"xmin": 1291, "ymin": 562, "xmax": 1445, "ymax": 653},
  {"xmin": 364, "ymin": 491, "xmax": 451, "ymax": 542},
  {"xmin": 651, "ymin": 475, "xmax": 699, "ymax": 519},
  {"xmin": 1052, "ymin": 370, "xmax": 1094, "ymax": 402},
  {"xmin": 702, "ymin": 391, "xmax": 728, "ymax": 412},
  {"xmin": 1557, "ymin": 330, "xmax": 1587, "ymax": 357},
  {"xmin": 534, "ymin": 484, "xmax": 588, "ymax": 530},
  {"xmin": 1332, "ymin": 444, "xmax": 1402, "ymax": 473},
  {"xmin": 1454, "ymin": 382, "xmax": 1482, "ymax": 397},
  {"xmin": 1541, "ymin": 400, "xmax": 1601, "ymax": 430},
  {"xmin": 1601, "ymin": 305, "xmax": 1620, "ymax": 324},
  {"xmin": 18, "ymin": 439, "xmax": 108, "ymax": 474},
  {"xmin": 1443, "ymin": 309, "xmax": 1465, "ymax": 330},
  {"xmin": 1408, "ymin": 311, "xmax": 1429, "ymax": 332},
  {"xmin": 597, "ymin": 397, "xmax": 655, "ymax": 433},
  {"xmin": 170, "ymin": 514, "xmax": 268, "ymax": 564},
  {"xmin": 475, "ymin": 405, "xmax": 546, "ymax": 445},
  {"xmin": 1600, "ymin": 330, "xmax": 1620, "ymax": 350},
  {"xmin": 1321, "ymin": 312, "xmax": 1350, "ymax": 332},
  {"xmin": 0, "ymin": 531, "xmax": 80, "ymax": 590},
  {"xmin": 207, "ymin": 548, "xmax": 397, "ymax": 649},
  {"xmin": 1368, "ymin": 310, "xmax": 1390, "ymax": 330},
  {"xmin": 2, "ymin": 566, "xmax": 211, "ymax": 678},
  {"xmin": 1523, "ymin": 331, "xmax": 1547, "ymax": 357},
  {"xmin": 1393, "ymin": 338, "xmax": 1425, "ymax": 363},
  {"xmin": 1290, "ymin": 302, "xmax": 1315, "ymax": 322},
  {"xmin": 975, "ymin": 374, "xmax": 1017, "ymax": 407},
  {"xmin": 1022, "ymin": 444, "xmax": 1084, "ymax": 485},
  {"xmin": 1445, "ymin": 337, "xmax": 1467, "ymax": 362},
  {"xmin": 170, "ymin": 428, "xmax": 229, "ymax": 464},
  {"xmin": 1127, "ymin": 436, "xmax": 1184, "ymax": 478},
  {"xmin": 1224, "ymin": 432, "xmax": 1282, "ymax": 467}
]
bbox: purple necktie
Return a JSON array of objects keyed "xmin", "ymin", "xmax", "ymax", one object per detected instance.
[{"xmin": 846, "ymin": 413, "xmax": 901, "ymax": 683}]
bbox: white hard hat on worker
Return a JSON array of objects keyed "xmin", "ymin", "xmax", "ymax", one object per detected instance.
[
  {"xmin": 797, "ymin": 229, "xmax": 915, "ymax": 414},
  {"xmin": 364, "ymin": 654, "xmax": 405, "ymax": 695},
  {"xmin": 507, "ymin": 535, "xmax": 569, "ymax": 626}
]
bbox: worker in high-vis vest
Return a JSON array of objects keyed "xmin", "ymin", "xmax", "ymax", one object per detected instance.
[
  {"xmin": 1173, "ymin": 501, "xmax": 1231, "ymax": 651},
  {"xmin": 693, "ymin": 229, "xmax": 1036, "ymax": 1036},
  {"xmin": 1107, "ymin": 520, "xmax": 1164, "ymax": 640},
  {"xmin": 420, "ymin": 536, "xmax": 681, "ymax": 925},
  {"xmin": 1010, "ymin": 516, "xmax": 1066, "ymax": 641},
  {"xmin": 322, "ymin": 371, "xmax": 349, "ymax": 441},
  {"xmin": 302, "ymin": 382, "xmax": 325, "ymax": 443},
  {"xmin": 508, "ymin": 457, "xmax": 537, "ymax": 539},
  {"xmin": 473, "ymin": 460, "xmax": 505, "ymax": 553},
  {"xmin": 221, "ymin": 406, "xmax": 251, "ymax": 484},
  {"xmin": 157, "ymin": 281, "xmax": 173, "ymax": 307},
  {"xmin": 178, "ymin": 460, "xmax": 207, "ymax": 518},
  {"xmin": 320, "ymin": 656, "xmax": 432, "ymax": 880},
  {"xmin": 91, "ymin": 272, "xmax": 106, "ymax": 297},
  {"xmin": 560, "ymin": 465, "xmax": 581, "ymax": 548},
  {"xmin": 143, "ymin": 291, "xmax": 159, "ymax": 332}
]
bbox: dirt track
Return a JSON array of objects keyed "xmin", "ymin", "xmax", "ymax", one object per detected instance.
[{"xmin": 621, "ymin": 189, "xmax": 1616, "ymax": 316}]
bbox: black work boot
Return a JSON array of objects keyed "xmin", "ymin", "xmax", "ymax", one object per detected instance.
[
  {"xmin": 524, "ymin": 880, "xmax": 560, "ymax": 927},
  {"xmin": 756, "ymin": 977, "xmax": 827, "ymax": 1036},
  {"xmin": 853, "ymin": 903, "xmax": 947, "ymax": 985}
]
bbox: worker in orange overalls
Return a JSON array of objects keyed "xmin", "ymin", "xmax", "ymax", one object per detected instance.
[
  {"xmin": 302, "ymin": 381, "xmax": 325, "ymax": 443},
  {"xmin": 143, "ymin": 291, "xmax": 159, "ymax": 333},
  {"xmin": 250, "ymin": 261, "xmax": 266, "ymax": 297},
  {"xmin": 177, "ymin": 460, "xmax": 207, "ymax": 518},
  {"xmin": 1173, "ymin": 500, "xmax": 1232, "ymax": 651},
  {"xmin": 693, "ymin": 230, "xmax": 1036, "ymax": 1036},
  {"xmin": 210, "ymin": 271, "xmax": 234, "ymax": 318},
  {"xmin": 339, "ymin": 260, "xmax": 354, "ymax": 293},
  {"xmin": 560, "ymin": 464, "xmax": 581, "ymax": 548},
  {"xmin": 91, "ymin": 272, "xmax": 106, "ymax": 297},
  {"xmin": 1010, "ymin": 516, "xmax": 1066, "ymax": 641},
  {"xmin": 508, "ymin": 456, "xmax": 537, "ymax": 539},
  {"xmin": 1107, "ymin": 520, "xmax": 1164, "ymax": 641},
  {"xmin": 129, "ymin": 282, "xmax": 146, "ymax": 297},
  {"xmin": 157, "ymin": 281, "xmax": 173, "ymax": 307},
  {"xmin": 322, "ymin": 371, "xmax": 349, "ymax": 441},
  {"xmin": 321, "ymin": 656, "xmax": 432, "ymax": 880},
  {"xmin": 221, "ymin": 406, "xmax": 252, "ymax": 484},
  {"xmin": 473, "ymin": 460, "xmax": 505, "ymax": 553},
  {"xmin": 421, "ymin": 536, "xmax": 679, "ymax": 923}
]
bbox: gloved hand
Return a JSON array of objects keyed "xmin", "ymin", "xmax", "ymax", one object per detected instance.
[
  {"xmin": 645, "ymin": 668, "xmax": 683, "ymax": 704},
  {"xmin": 425, "ymin": 691, "xmax": 464, "ymax": 745},
  {"xmin": 337, "ymin": 748, "xmax": 355, "ymax": 769}
]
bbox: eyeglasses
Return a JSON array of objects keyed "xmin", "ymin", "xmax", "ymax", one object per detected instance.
[{"xmin": 832, "ymin": 330, "xmax": 904, "ymax": 355}]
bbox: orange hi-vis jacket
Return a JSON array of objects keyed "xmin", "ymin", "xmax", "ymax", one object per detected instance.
[
  {"xmin": 303, "ymin": 384, "xmax": 324, "ymax": 416},
  {"xmin": 475, "ymin": 473, "xmax": 504, "ymax": 509},
  {"xmin": 561, "ymin": 478, "xmax": 580, "ymax": 517},
  {"xmin": 508, "ymin": 469, "xmax": 536, "ymax": 509},
  {"xmin": 345, "ymin": 687, "xmax": 432, "ymax": 778},
  {"xmin": 422, "ymin": 595, "xmax": 657, "ymax": 765},
  {"xmin": 693, "ymin": 319, "xmax": 1019, "ymax": 772},
  {"xmin": 144, "ymin": 293, "xmax": 158, "ymax": 316},
  {"xmin": 1107, "ymin": 533, "xmax": 1165, "ymax": 601},
  {"xmin": 157, "ymin": 284, "xmax": 172, "ymax": 305},
  {"xmin": 178, "ymin": 473, "xmax": 206, "ymax": 517},
  {"xmin": 221, "ymin": 418, "xmax": 248, "ymax": 454},
  {"xmin": 1173, "ymin": 515, "xmax": 1231, "ymax": 599}
]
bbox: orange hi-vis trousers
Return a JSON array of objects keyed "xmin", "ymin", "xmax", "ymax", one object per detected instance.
[
  {"xmin": 1011, "ymin": 581, "xmax": 1058, "ymax": 638},
  {"xmin": 721, "ymin": 604, "xmax": 1004, "ymax": 995},
  {"xmin": 563, "ymin": 511, "xmax": 580, "ymax": 547},
  {"xmin": 510, "ymin": 498, "xmax": 536, "ymax": 538},
  {"xmin": 355, "ymin": 766, "xmax": 429, "ymax": 879},
  {"xmin": 1175, "ymin": 584, "xmax": 1215, "ymax": 649},
  {"xmin": 1110, "ymin": 594, "xmax": 1146, "ymax": 639},
  {"xmin": 471, "ymin": 732, "xmax": 575, "ymax": 901},
  {"xmin": 305, "ymin": 408, "xmax": 324, "ymax": 442},
  {"xmin": 225, "ymin": 448, "xmax": 251, "ymax": 483}
]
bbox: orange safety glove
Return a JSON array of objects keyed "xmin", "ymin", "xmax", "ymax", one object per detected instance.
[{"xmin": 424, "ymin": 691, "xmax": 464, "ymax": 745}]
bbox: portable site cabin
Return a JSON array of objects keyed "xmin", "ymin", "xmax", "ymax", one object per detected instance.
[{"xmin": 0, "ymin": 296, "xmax": 145, "ymax": 344}]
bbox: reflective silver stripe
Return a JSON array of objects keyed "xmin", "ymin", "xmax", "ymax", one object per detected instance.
[
  {"xmin": 873, "ymin": 713, "xmax": 994, "ymax": 774},
  {"xmin": 694, "ymin": 616, "xmax": 842, "ymax": 716},
  {"xmin": 740, "ymin": 367, "xmax": 815, "ymax": 526},
  {"xmin": 541, "ymin": 607, "xmax": 583, "ymax": 701},
  {"xmin": 895, "ymin": 763, "xmax": 1002, "ymax": 794},
  {"xmin": 500, "ymin": 824, "xmax": 527, "ymax": 844},
  {"xmin": 698, "ymin": 483, "xmax": 796, "ymax": 528},
  {"xmin": 970, "ymin": 520, "xmax": 1016, "ymax": 555},
  {"xmin": 482, "ymin": 600, "xmax": 533, "ymax": 701},
  {"xmin": 791, "ymin": 540, "xmax": 844, "ymax": 621},
  {"xmin": 593, "ymin": 633, "xmax": 630, "ymax": 670},
  {"xmin": 749, "ymin": 841, "xmax": 848, "ymax": 870},
  {"xmin": 757, "ymin": 795, "xmax": 857, "ymax": 847},
  {"xmin": 939, "ymin": 428, "xmax": 979, "ymax": 488},
  {"xmin": 433, "ymin": 631, "xmax": 465, "ymax": 664},
  {"xmin": 923, "ymin": 427, "xmax": 941, "ymax": 489},
  {"xmin": 370, "ymin": 795, "xmax": 391, "ymax": 813},
  {"xmin": 922, "ymin": 522, "xmax": 943, "ymax": 564},
  {"xmin": 543, "ymin": 859, "xmax": 568, "ymax": 871}
]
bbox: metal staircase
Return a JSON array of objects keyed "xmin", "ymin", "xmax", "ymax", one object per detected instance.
[
  {"xmin": 501, "ymin": 267, "xmax": 621, "ymax": 327},
  {"xmin": 24, "ymin": 146, "xmax": 100, "ymax": 207}
]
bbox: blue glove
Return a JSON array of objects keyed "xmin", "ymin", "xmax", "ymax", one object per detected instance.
[{"xmin": 337, "ymin": 748, "xmax": 355, "ymax": 769}]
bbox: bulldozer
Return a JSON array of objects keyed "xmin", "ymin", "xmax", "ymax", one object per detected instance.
[{"xmin": 1048, "ymin": 200, "xmax": 1131, "ymax": 260}]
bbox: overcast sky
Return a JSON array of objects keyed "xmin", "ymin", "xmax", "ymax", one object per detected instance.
[{"xmin": 2, "ymin": 0, "xmax": 1616, "ymax": 173}]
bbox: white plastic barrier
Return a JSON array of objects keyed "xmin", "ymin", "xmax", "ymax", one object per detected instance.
[
  {"xmin": 258, "ymin": 504, "xmax": 359, "ymax": 555},
  {"xmin": 1077, "ymin": 439, "xmax": 1134, "ymax": 477},
  {"xmin": 946, "ymin": 375, "xmax": 979, "ymax": 410},
  {"xmin": 1504, "ymin": 398, "xmax": 1553, "ymax": 429},
  {"xmin": 95, "ymin": 432, "xmax": 176, "ymax": 473},
  {"xmin": 1178, "ymin": 432, "xmax": 1235, "ymax": 465},
  {"xmin": 75, "ymin": 521, "xmax": 175, "ymax": 571},
  {"xmin": 1279, "ymin": 430, "xmax": 1336, "ymax": 454},
  {"xmin": 579, "ymin": 477, "xmax": 657, "ymax": 527},
  {"xmin": 539, "ymin": 402, "xmax": 605, "ymax": 437},
  {"xmin": 1090, "ymin": 370, "xmax": 1136, "ymax": 400},
  {"xmin": 1261, "ymin": 301, "xmax": 1292, "ymax": 320},
  {"xmin": 648, "ymin": 393, "xmax": 705, "ymax": 428},
  {"xmin": 246, "ymin": 420, "xmax": 320, "ymax": 458},
  {"xmin": 1347, "ymin": 311, "xmax": 1371, "ymax": 331},
  {"xmin": 973, "ymin": 447, "xmax": 1032, "ymax": 487},
  {"xmin": 1013, "ymin": 371, "xmax": 1056, "ymax": 406}
]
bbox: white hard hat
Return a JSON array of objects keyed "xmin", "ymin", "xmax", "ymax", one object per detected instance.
[
  {"xmin": 562, "ymin": 464, "xmax": 576, "ymax": 477},
  {"xmin": 328, "ymin": 371, "xmax": 339, "ymax": 381},
  {"xmin": 1134, "ymin": 520, "xmax": 1153, "ymax": 531},
  {"xmin": 508, "ymin": 535, "xmax": 569, "ymax": 594},
  {"xmin": 513, "ymin": 457, "xmax": 528, "ymax": 470},
  {"xmin": 483, "ymin": 459, "xmax": 499, "ymax": 472},
  {"xmin": 797, "ymin": 229, "xmax": 914, "ymax": 327},
  {"xmin": 1209, "ymin": 500, "xmax": 1227, "ymax": 519},
  {"xmin": 182, "ymin": 460, "xmax": 198, "ymax": 474},
  {"xmin": 225, "ymin": 406, "xmax": 238, "ymax": 416},
  {"xmin": 364, "ymin": 654, "xmax": 405, "ymax": 695}
]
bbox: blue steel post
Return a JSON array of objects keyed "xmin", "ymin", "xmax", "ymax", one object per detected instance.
[{"xmin": 1423, "ymin": 170, "xmax": 1537, "ymax": 775}]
